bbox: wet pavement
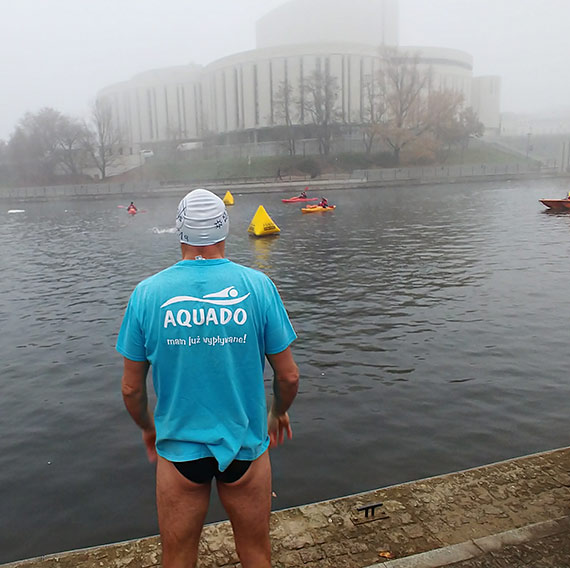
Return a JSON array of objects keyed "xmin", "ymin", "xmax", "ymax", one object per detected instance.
[{"xmin": 2, "ymin": 447, "xmax": 569, "ymax": 568}]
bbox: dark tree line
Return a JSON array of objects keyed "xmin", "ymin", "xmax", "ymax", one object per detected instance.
[
  {"xmin": 0, "ymin": 100, "xmax": 121, "ymax": 186},
  {"xmin": 273, "ymin": 48, "xmax": 484, "ymax": 164},
  {"xmin": 0, "ymin": 49, "xmax": 486, "ymax": 186}
]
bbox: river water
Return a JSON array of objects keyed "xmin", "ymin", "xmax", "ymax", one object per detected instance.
[{"xmin": 1, "ymin": 178, "xmax": 569, "ymax": 563}]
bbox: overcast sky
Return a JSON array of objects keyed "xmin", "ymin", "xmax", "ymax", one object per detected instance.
[{"xmin": 0, "ymin": 0, "xmax": 568, "ymax": 140}]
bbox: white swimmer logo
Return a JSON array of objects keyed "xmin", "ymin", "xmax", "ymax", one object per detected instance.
[
  {"xmin": 161, "ymin": 287, "xmax": 250, "ymax": 328},
  {"xmin": 161, "ymin": 286, "xmax": 250, "ymax": 308}
]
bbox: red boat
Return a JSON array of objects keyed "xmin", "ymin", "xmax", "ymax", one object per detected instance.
[
  {"xmin": 539, "ymin": 199, "xmax": 570, "ymax": 210},
  {"xmin": 282, "ymin": 196, "xmax": 319, "ymax": 203}
]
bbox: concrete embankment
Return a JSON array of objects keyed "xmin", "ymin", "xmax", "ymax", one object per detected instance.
[
  {"xmin": 2, "ymin": 447, "xmax": 569, "ymax": 568},
  {"xmin": 0, "ymin": 163, "xmax": 564, "ymax": 202}
]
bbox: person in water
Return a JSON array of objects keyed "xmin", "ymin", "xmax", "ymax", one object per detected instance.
[
  {"xmin": 127, "ymin": 201, "xmax": 137, "ymax": 212},
  {"xmin": 117, "ymin": 188, "xmax": 299, "ymax": 568},
  {"xmin": 318, "ymin": 197, "xmax": 329, "ymax": 208}
]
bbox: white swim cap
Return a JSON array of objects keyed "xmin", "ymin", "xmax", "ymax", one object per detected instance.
[{"xmin": 176, "ymin": 189, "xmax": 229, "ymax": 246}]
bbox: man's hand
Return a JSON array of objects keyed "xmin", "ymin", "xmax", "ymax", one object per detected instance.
[
  {"xmin": 266, "ymin": 347, "xmax": 299, "ymax": 449},
  {"xmin": 142, "ymin": 426, "xmax": 157, "ymax": 463},
  {"xmin": 268, "ymin": 408, "xmax": 293, "ymax": 448}
]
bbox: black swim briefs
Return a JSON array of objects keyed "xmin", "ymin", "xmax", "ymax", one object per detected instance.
[{"xmin": 173, "ymin": 457, "xmax": 252, "ymax": 484}]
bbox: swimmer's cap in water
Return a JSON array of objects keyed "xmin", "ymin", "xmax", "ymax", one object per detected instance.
[{"xmin": 176, "ymin": 189, "xmax": 229, "ymax": 246}]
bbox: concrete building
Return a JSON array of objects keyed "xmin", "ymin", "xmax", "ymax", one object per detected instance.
[
  {"xmin": 471, "ymin": 75, "xmax": 501, "ymax": 135},
  {"xmin": 255, "ymin": 0, "xmax": 399, "ymax": 49},
  {"xmin": 98, "ymin": 0, "xmax": 501, "ymax": 155}
]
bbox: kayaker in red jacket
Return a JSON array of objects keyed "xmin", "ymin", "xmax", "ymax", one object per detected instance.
[{"xmin": 318, "ymin": 197, "xmax": 329, "ymax": 208}]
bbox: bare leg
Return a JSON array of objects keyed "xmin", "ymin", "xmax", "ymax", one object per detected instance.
[
  {"xmin": 216, "ymin": 450, "xmax": 272, "ymax": 568},
  {"xmin": 156, "ymin": 456, "xmax": 211, "ymax": 568}
]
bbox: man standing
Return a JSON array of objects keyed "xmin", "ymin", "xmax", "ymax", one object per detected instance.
[{"xmin": 117, "ymin": 188, "xmax": 299, "ymax": 568}]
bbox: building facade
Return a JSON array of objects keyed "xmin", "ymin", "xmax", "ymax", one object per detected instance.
[{"xmin": 98, "ymin": 0, "xmax": 501, "ymax": 154}]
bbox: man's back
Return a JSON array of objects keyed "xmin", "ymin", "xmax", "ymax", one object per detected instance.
[
  {"xmin": 118, "ymin": 189, "xmax": 299, "ymax": 568},
  {"xmin": 117, "ymin": 258, "xmax": 296, "ymax": 470}
]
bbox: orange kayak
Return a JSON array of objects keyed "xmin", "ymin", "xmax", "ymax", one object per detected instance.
[{"xmin": 301, "ymin": 205, "xmax": 336, "ymax": 213}]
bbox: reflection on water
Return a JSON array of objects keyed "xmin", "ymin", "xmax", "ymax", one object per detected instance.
[
  {"xmin": 249, "ymin": 234, "xmax": 279, "ymax": 271},
  {"xmin": 1, "ymin": 179, "xmax": 570, "ymax": 562}
]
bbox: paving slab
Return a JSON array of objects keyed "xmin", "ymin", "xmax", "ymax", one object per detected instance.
[{"xmin": 2, "ymin": 447, "xmax": 569, "ymax": 568}]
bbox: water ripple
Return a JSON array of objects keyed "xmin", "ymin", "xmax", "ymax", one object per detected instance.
[{"xmin": 1, "ymin": 182, "xmax": 570, "ymax": 562}]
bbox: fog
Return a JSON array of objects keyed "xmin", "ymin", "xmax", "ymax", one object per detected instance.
[
  {"xmin": 400, "ymin": 0, "xmax": 570, "ymax": 117},
  {"xmin": 0, "ymin": 0, "xmax": 568, "ymax": 139}
]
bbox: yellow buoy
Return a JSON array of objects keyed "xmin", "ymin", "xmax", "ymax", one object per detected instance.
[
  {"xmin": 247, "ymin": 205, "xmax": 280, "ymax": 237},
  {"xmin": 223, "ymin": 190, "xmax": 234, "ymax": 206}
]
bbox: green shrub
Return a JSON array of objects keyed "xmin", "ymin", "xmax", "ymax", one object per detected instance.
[{"xmin": 296, "ymin": 158, "xmax": 321, "ymax": 178}]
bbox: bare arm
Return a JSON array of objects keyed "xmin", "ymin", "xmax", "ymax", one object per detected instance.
[
  {"xmin": 266, "ymin": 347, "xmax": 299, "ymax": 447},
  {"xmin": 121, "ymin": 357, "xmax": 157, "ymax": 463}
]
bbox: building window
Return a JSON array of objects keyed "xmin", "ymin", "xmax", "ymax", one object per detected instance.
[
  {"xmin": 239, "ymin": 66, "xmax": 245, "ymax": 129},
  {"xmin": 136, "ymin": 91, "xmax": 143, "ymax": 143},
  {"xmin": 234, "ymin": 67, "xmax": 239, "ymax": 128},
  {"xmin": 253, "ymin": 64, "xmax": 259, "ymax": 126},
  {"xmin": 114, "ymin": 94, "xmax": 121, "ymax": 137},
  {"xmin": 147, "ymin": 89, "xmax": 154, "ymax": 139},
  {"xmin": 360, "ymin": 58, "xmax": 364, "ymax": 122},
  {"xmin": 211, "ymin": 76, "xmax": 218, "ymax": 131},
  {"xmin": 283, "ymin": 59, "xmax": 289, "ymax": 124},
  {"xmin": 198, "ymin": 83, "xmax": 204, "ymax": 134},
  {"xmin": 347, "ymin": 57, "xmax": 352, "ymax": 121},
  {"xmin": 164, "ymin": 87, "xmax": 169, "ymax": 135},
  {"xmin": 176, "ymin": 86, "xmax": 182, "ymax": 137},
  {"xmin": 153, "ymin": 88, "xmax": 159, "ymax": 139},
  {"xmin": 299, "ymin": 57, "xmax": 304, "ymax": 123},
  {"xmin": 341, "ymin": 56, "xmax": 346, "ymax": 123},
  {"xmin": 269, "ymin": 60, "xmax": 274, "ymax": 125},
  {"xmin": 123, "ymin": 92, "xmax": 132, "ymax": 144},
  {"xmin": 222, "ymin": 72, "xmax": 228, "ymax": 132},
  {"xmin": 181, "ymin": 85, "xmax": 188, "ymax": 138},
  {"xmin": 193, "ymin": 84, "xmax": 200, "ymax": 136}
]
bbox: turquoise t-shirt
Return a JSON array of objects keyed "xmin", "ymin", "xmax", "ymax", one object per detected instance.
[{"xmin": 116, "ymin": 259, "xmax": 296, "ymax": 471}]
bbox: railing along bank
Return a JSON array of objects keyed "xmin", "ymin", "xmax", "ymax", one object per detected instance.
[
  {"xmin": 352, "ymin": 161, "xmax": 551, "ymax": 182},
  {"xmin": 0, "ymin": 162, "xmax": 559, "ymax": 200}
]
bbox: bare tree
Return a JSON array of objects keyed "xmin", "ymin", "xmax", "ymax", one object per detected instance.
[
  {"xmin": 422, "ymin": 91, "xmax": 485, "ymax": 161},
  {"xmin": 6, "ymin": 107, "xmax": 64, "ymax": 184},
  {"xmin": 83, "ymin": 98, "xmax": 121, "ymax": 180},
  {"xmin": 361, "ymin": 74, "xmax": 387, "ymax": 154},
  {"xmin": 273, "ymin": 79, "xmax": 298, "ymax": 156},
  {"xmin": 457, "ymin": 107, "xmax": 484, "ymax": 156},
  {"xmin": 378, "ymin": 48, "xmax": 432, "ymax": 165},
  {"xmin": 56, "ymin": 115, "xmax": 90, "ymax": 177},
  {"xmin": 302, "ymin": 67, "xmax": 341, "ymax": 155},
  {"xmin": 424, "ymin": 89, "xmax": 465, "ymax": 161},
  {"xmin": 0, "ymin": 138, "xmax": 12, "ymax": 186}
]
